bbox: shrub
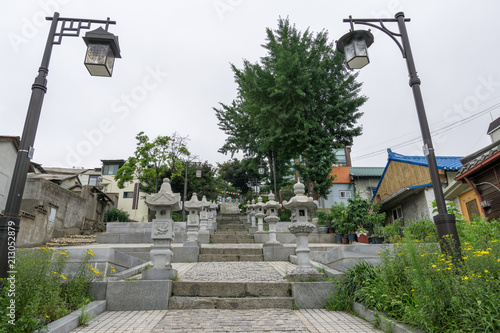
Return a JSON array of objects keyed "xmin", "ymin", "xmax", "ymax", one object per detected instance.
[
  {"xmin": 329, "ymin": 220, "xmax": 500, "ymax": 332},
  {"xmin": 0, "ymin": 248, "xmax": 99, "ymax": 333},
  {"xmin": 104, "ymin": 208, "xmax": 130, "ymax": 222}
]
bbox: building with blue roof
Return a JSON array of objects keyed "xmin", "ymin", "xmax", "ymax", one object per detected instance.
[{"xmin": 372, "ymin": 149, "xmax": 463, "ymax": 224}]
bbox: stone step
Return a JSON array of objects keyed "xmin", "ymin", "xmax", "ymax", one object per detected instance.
[
  {"xmin": 172, "ymin": 282, "xmax": 290, "ymax": 297},
  {"xmin": 200, "ymin": 247, "xmax": 262, "ymax": 255},
  {"xmin": 211, "ymin": 235, "xmax": 254, "ymax": 242},
  {"xmin": 211, "ymin": 239, "xmax": 255, "ymax": 244},
  {"xmin": 216, "ymin": 224, "xmax": 246, "ymax": 229},
  {"xmin": 198, "ymin": 254, "xmax": 263, "ymax": 262},
  {"xmin": 168, "ymin": 296, "xmax": 294, "ymax": 309},
  {"xmin": 214, "ymin": 230, "xmax": 248, "ymax": 234}
]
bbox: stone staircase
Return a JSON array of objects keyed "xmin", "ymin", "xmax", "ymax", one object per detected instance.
[
  {"xmin": 210, "ymin": 213, "xmax": 255, "ymax": 244},
  {"xmin": 168, "ymin": 281, "xmax": 293, "ymax": 309},
  {"xmin": 198, "ymin": 246, "xmax": 263, "ymax": 262}
]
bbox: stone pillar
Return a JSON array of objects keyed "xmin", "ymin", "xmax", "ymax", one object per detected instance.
[
  {"xmin": 184, "ymin": 193, "xmax": 202, "ymax": 247},
  {"xmin": 246, "ymin": 200, "xmax": 251, "ymax": 225},
  {"xmin": 143, "ymin": 178, "xmax": 181, "ymax": 280},
  {"xmin": 198, "ymin": 195, "xmax": 210, "ymax": 244},
  {"xmin": 283, "ymin": 181, "xmax": 324, "ymax": 281},
  {"xmin": 250, "ymin": 199, "xmax": 256, "ymax": 227},
  {"xmin": 255, "ymin": 196, "xmax": 266, "ymax": 234},
  {"xmin": 264, "ymin": 193, "xmax": 282, "ymax": 247}
]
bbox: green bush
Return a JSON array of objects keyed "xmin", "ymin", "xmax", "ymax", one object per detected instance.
[
  {"xmin": 104, "ymin": 208, "xmax": 130, "ymax": 222},
  {"xmin": 279, "ymin": 209, "xmax": 292, "ymax": 222},
  {"xmin": 316, "ymin": 209, "xmax": 334, "ymax": 226},
  {"xmin": 406, "ymin": 218, "xmax": 438, "ymax": 242},
  {"xmin": 172, "ymin": 212, "xmax": 183, "ymax": 222},
  {"xmin": 0, "ymin": 248, "xmax": 99, "ymax": 333},
  {"xmin": 329, "ymin": 220, "xmax": 500, "ymax": 332}
]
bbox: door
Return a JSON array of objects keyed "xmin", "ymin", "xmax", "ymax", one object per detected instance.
[{"xmin": 459, "ymin": 189, "xmax": 483, "ymax": 221}]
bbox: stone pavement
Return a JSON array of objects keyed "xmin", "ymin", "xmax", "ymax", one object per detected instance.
[{"xmin": 71, "ymin": 309, "xmax": 382, "ymax": 332}]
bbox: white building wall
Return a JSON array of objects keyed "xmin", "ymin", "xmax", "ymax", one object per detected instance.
[
  {"xmin": 0, "ymin": 142, "xmax": 18, "ymax": 211},
  {"xmin": 101, "ymin": 175, "xmax": 149, "ymax": 222}
]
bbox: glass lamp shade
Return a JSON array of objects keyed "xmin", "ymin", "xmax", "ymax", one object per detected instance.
[
  {"xmin": 336, "ymin": 30, "xmax": 374, "ymax": 70},
  {"xmin": 258, "ymin": 165, "xmax": 265, "ymax": 175},
  {"xmin": 196, "ymin": 165, "xmax": 203, "ymax": 178},
  {"xmin": 84, "ymin": 43, "xmax": 115, "ymax": 77},
  {"xmin": 83, "ymin": 27, "xmax": 121, "ymax": 77}
]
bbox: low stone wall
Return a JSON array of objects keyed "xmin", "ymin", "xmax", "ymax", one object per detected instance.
[{"xmin": 96, "ymin": 222, "xmax": 187, "ymax": 244}]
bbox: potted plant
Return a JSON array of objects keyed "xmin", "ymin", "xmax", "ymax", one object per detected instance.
[
  {"xmin": 315, "ymin": 210, "xmax": 330, "ymax": 233},
  {"xmin": 331, "ymin": 202, "xmax": 347, "ymax": 243},
  {"xmin": 356, "ymin": 226, "xmax": 369, "ymax": 244}
]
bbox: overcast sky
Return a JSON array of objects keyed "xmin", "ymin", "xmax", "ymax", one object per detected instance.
[{"xmin": 1, "ymin": 0, "xmax": 500, "ymax": 171}]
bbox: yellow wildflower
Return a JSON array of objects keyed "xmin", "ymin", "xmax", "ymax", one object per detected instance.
[
  {"xmin": 462, "ymin": 276, "xmax": 469, "ymax": 280},
  {"xmin": 485, "ymin": 270, "xmax": 489, "ymax": 273}
]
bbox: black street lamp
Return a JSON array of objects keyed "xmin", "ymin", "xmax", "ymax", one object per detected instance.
[
  {"xmin": 182, "ymin": 161, "xmax": 202, "ymax": 222},
  {"xmin": 337, "ymin": 12, "xmax": 461, "ymax": 258},
  {"xmin": 0, "ymin": 12, "xmax": 121, "ymax": 278}
]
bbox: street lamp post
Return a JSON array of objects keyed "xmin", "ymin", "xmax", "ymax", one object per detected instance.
[
  {"xmin": 0, "ymin": 12, "xmax": 121, "ymax": 278},
  {"xmin": 337, "ymin": 12, "xmax": 461, "ymax": 257},
  {"xmin": 182, "ymin": 161, "xmax": 202, "ymax": 222}
]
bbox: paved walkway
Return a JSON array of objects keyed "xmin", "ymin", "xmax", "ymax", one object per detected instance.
[{"xmin": 71, "ymin": 309, "xmax": 381, "ymax": 332}]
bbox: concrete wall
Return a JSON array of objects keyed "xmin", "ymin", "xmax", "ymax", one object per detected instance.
[
  {"xmin": 394, "ymin": 189, "xmax": 435, "ymax": 225},
  {"xmin": 17, "ymin": 178, "xmax": 88, "ymax": 247},
  {"xmin": 0, "ymin": 141, "xmax": 17, "ymax": 212},
  {"xmin": 352, "ymin": 177, "xmax": 380, "ymax": 201}
]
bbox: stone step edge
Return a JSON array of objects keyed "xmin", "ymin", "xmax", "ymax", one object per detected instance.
[
  {"xmin": 172, "ymin": 281, "xmax": 290, "ymax": 297},
  {"xmin": 168, "ymin": 296, "xmax": 294, "ymax": 309}
]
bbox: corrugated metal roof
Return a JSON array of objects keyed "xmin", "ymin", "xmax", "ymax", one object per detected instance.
[
  {"xmin": 350, "ymin": 167, "xmax": 385, "ymax": 177},
  {"xmin": 388, "ymin": 149, "xmax": 462, "ymax": 171}
]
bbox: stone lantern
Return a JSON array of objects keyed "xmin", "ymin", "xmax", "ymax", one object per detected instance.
[
  {"xmin": 250, "ymin": 199, "xmax": 257, "ymax": 227},
  {"xmin": 245, "ymin": 200, "xmax": 252, "ymax": 225},
  {"xmin": 264, "ymin": 192, "xmax": 281, "ymax": 247},
  {"xmin": 184, "ymin": 193, "xmax": 202, "ymax": 246},
  {"xmin": 254, "ymin": 196, "xmax": 266, "ymax": 234},
  {"xmin": 143, "ymin": 178, "xmax": 181, "ymax": 280},
  {"xmin": 208, "ymin": 201, "xmax": 218, "ymax": 233},
  {"xmin": 198, "ymin": 195, "xmax": 211, "ymax": 243},
  {"xmin": 282, "ymin": 181, "xmax": 324, "ymax": 281}
]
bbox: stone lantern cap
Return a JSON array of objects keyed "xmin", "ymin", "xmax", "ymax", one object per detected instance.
[
  {"xmin": 200, "ymin": 195, "xmax": 211, "ymax": 209},
  {"xmin": 184, "ymin": 193, "xmax": 202, "ymax": 211},
  {"xmin": 254, "ymin": 196, "xmax": 265, "ymax": 210},
  {"xmin": 146, "ymin": 178, "xmax": 181, "ymax": 211},
  {"xmin": 282, "ymin": 181, "xmax": 317, "ymax": 210},
  {"xmin": 209, "ymin": 201, "xmax": 218, "ymax": 210},
  {"xmin": 264, "ymin": 192, "xmax": 281, "ymax": 212}
]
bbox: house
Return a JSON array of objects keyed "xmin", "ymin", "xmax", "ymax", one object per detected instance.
[
  {"xmin": 373, "ymin": 149, "xmax": 462, "ymax": 224},
  {"xmin": 350, "ymin": 167, "xmax": 385, "ymax": 201},
  {"xmin": 100, "ymin": 159, "xmax": 149, "ymax": 222},
  {"xmin": 0, "ymin": 135, "xmax": 45, "ymax": 212},
  {"xmin": 452, "ymin": 117, "xmax": 500, "ymax": 220},
  {"xmin": 319, "ymin": 146, "xmax": 384, "ymax": 208}
]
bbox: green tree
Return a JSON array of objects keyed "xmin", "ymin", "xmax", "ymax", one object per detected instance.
[
  {"xmin": 114, "ymin": 131, "xmax": 190, "ymax": 193},
  {"xmin": 217, "ymin": 158, "xmax": 263, "ymax": 195},
  {"xmin": 215, "ymin": 18, "xmax": 366, "ymax": 199}
]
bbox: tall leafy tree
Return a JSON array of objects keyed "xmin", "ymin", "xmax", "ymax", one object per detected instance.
[
  {"xmin": 114, "ymin": 131, "xmax": 190, "ymax": 193},
  {"xmin": 215, "ymin": 18, "xmax": 366, "ymax": 199}
]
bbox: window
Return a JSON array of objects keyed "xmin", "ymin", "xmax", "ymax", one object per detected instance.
[
  {"xmin": 334, "ymin": 148, "xmax": 347, "ymax": 166},
  {"xmin": 103, "ymin": 164, "xmax": 122, "ymax": 175},
  {"xmin": 88, "ymin": 175, "xmax": 101, "ymax": 186},
  {"xmin": 123, "ymin": 192, "xmax": 134, "ymax": 199},
  {"xmin": 339, "ymin": 190, "xmax": 352, "ymax": 199},
  {"xmin": 392, "ymin": 207, "xmax": 403, "ymax": 222},
  {"xmin": 370, "ymin": 187, "xmax": 377, "ymax": 197}
]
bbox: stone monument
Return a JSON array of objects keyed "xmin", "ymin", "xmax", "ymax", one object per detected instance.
[
  {"xmin": 198, "ymin": 195, "xmax": 211, "ymax": 243},
  {"xmin": 254, "ymin": 196, "xmax": 266, "ymax": 234},
  {"xmin": 264, "ymin": 192, "xmax": 282, "ymax": 247},
  {"xmin": 282, "ymin": 181, "xmax": 324, "ymax": 281},
  {"xmin": 184, "ymin": 193, "xmax": 202, "ymax": 246},
  {"xmin": 142, "ymin": 178, "xmax": 180, "ymax": 280}
]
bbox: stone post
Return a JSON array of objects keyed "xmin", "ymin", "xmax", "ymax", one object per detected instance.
[
  {"xmin": 255, "ymin": 196, "xmax": 266, "ymax": 234},
  {"xmin": 184, "ymin": 193, "xmax": 202, "ymax": 247},
  {"xmin": 250, "ymin": 199, "xmax": 256, "ymax": 227},
  {"xmin": 208, "ymin": 201, "xmax": 218, "ymax": 232},
  {"xmin": 143, "ymin": 178, "xmax": 181, "ymax": 280},
  {"xmin": 283, "ymin": 181, "xmax": 324, "ymax": 281},
  {"xmin": 246, "ymin": 200, "xmax": 251, "ymax": 225},
  {"xmin": 264, "ymin": 192, "xmax": 282, "ymax": 247},
  {"xmin": 198, "ymin": 195, "xmax": 210, "ymax": 244}
]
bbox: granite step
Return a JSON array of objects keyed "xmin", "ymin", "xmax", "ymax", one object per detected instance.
[
  {"xmin": 168, "ymin": 296, "xmax": 294, "ymax": 309},
  {"xmin": 169, "ymin": 281, "xmax": 293, "ymax": 309},
  {"xmin": 198, "ymin": 254, "xmax": 263, "ymax": 262},
  {"xmin": 172, "ymin": 281, "xmax": 290, "ymax": 297},
  {"xmin": 200, "ymin": 247, "xmax": 263, "ymax": 255}
]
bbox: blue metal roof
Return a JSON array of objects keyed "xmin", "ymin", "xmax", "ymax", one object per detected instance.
[
  {"xmin": 371, "ymin": 149, "xmax": 463, "ymax": 201},
  {"xmin": 387, "ymin": 149, "xmax": 463, "ymax": 171}
]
